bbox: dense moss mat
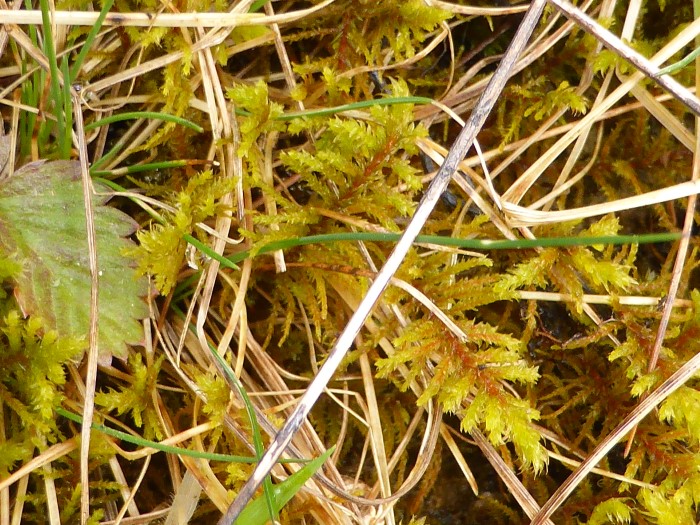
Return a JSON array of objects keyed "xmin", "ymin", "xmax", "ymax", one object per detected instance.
[{"xmin": 2, "ymin": 0, "xmax": 700, "ymax": 523}]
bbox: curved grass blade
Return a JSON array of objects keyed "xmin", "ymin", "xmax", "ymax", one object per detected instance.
[{"xmin": 84, "ymin": 111, "xmax": 204, "ymax": 133}]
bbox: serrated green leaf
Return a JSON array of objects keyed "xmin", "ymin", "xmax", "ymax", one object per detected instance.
[{"xmin": 0, "ymin": 160, "xmax": 148, "ymax": 363}]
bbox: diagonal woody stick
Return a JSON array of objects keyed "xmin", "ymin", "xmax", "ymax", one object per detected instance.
[{"xmin": 217, "ymin": 0, "xmax": 548, "ymax": 522}]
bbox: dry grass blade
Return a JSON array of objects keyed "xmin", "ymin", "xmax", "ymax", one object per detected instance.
[
  {"xmin": 502, "ymin": 14, "xmax": 700, "ymax": 206},
  {"xmin": 621, "ymin": 0, "xmax": 700, "ymax": 460},
  {"xmin": 73, "ymin": 88, "xmax": 101, "ymax": 525},
  {"xmin": 532, "ymin": 350, "xmax": 700, "ymax": 525},
  {"xmin": 472, "ymin": 430, "xmax": 557, "ymax": 525},
  {"xmin": 549, "ymin": 0, "xmax": 700, "ymax": 115},
  {"xmin": 429, "ymin": 0, "xmax": 529, "ymax": 16},
  {"xmin": 0, "ymin": 0, "xmax": 337, "ymax": 27},
  {"xmin": 218, "ymin": 1, "xmax": 548, "ymax": 522},
  {"xmin": 0, "ymin": 439, "xmax": 78, "ymax": 492},
  {"xmin": 504, "ymin": 179, "xmax": 700, "ymax": 226}
]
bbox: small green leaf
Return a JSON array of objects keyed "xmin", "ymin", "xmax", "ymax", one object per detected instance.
[
  {"xmin": 237, "ymin": 446, "xmax": 335, "ymax": 525},
  {"xmin": 0, "ymin": 160, "xmax": 149, "ymax": 363}
]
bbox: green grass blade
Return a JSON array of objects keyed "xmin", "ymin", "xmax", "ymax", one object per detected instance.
[
  {"xmin": 657, "ymin": 0, "xmax": 700, "ymax": 76},
  {"xmin": 235, "ymin": 96, "xmax": 434, "ymax": 121},
  {"xmin": 236, "ymin": 446, "xmax": 335, "ymax": 525},
  {"xmin": 206, "ymin": 343, "xmax": 278, "ymax": 522},
  {"xmin": 247, "ymin": 0, "xmax": 267, "ymax": 12},
  {"xmin": 170, "ymin": 303, "xmax": 278, "ymax": 523},
  {"xmin": 85, "ymin": 111, "xmax": 204, "ymax": 132},
  {"xmin": 18, "ymin": 52, "xmax": 39, "ymax": 158},
  {"xmin": 657, "ymin": 47, "xmax": 700, "ymax": 76},
  {"xmin": 39, "ymin": 0, "xmax": 66, "ymax": 158},
  {"xmin": 69, "ymin": 0, "xmax": 114, "ymax": 81},
  {"xmin": 183, "ymin": 234, "xmax": 240, "ymax": 271},
  {"xmin": 214, "ymin": 231, "xmax": 684, "ymax": 266},
  {"xmin": 91, "ymin": 159, "xmax": 189, "ymax": 177},
  {"xmin": 87, "ymin": 113, "xmax": 202, "ymax": 170},
  {"xmin": 89, "ymin": 140, "xmax": 124, "ymax": 171},
  {"xmin": 56, "ymin": 407, "xmax": 304, "ymax": 465},
  {"xmin": 60, "ymin": 58, "xmax": 73, "ymax": 158},
  {"xmin": 56, "ymin": 407, "xmax": 261, "ymax": 463}
]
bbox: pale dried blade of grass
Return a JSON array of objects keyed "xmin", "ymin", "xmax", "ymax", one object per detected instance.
[
  {"xmin": 73, "ymin": 86, "xmax": 101, "ymax": 525},
  {"xmin": 416, "ymin": 138, "xmax": 515, "ymax": 239},
  {"xmin": 10, "ymin": 475, "xmax": 28, "ymax": 525},
  {"xmin": 385, "ymin": 406, "xmax": 425, "ymax": 474},
  {"xmin": 112, "ymin": 456, "xmax": 150, "ymax": 525},
  {"xmin": 492, "ymin": 0, "xmax": 609, "ymax": 198},
  {"xmin": 429, "ymin": 0, "xmax": 529, "ymax": 16},
  {"xmin": 620, "ymin": 0, "xmax": 643, "ymax": 39},
  {"xmin": 628, "ymin": 86, "xmax": 694, "ymax": 151},
  {"xmin": 338, "ymin": 25, "xmax": 449, "ymax": 79},
  {"xmin": 550, "ymin": 0, "xmax": 700, "ymax": 114},
  {"xmin": 428, "ymin": 1, "xmax": 585, "ymax": 122},
  {"xmin": 6, "ymin": 96, "xmax": 19, "ymax": 179},
  {"xmin": 359, "ymin": 352, "xmax": 395, "ymax": 524},
  {"xmin": 547, "ymin": 450, "xmax": 656, "ymax": 489},
  {"xmin": 5, "ymin": 23, "xmax": 53, "ymax": 74},
  {"xmin": 192, "ymin": 23, "xmax": 241, "ymax": 385},
  {"xmin": 623, "ymin": 23, "xmax": 700, "ymax": 456},
  {"xmin": 165, "ymin": 470, "xmax": 202, "ymax": 525},
  {"xmin": 454, "ymin": 93, "xmax": 689, "ymax": 172},
  {"xmin": 647, "ymin": 43, "xmax": 700, "ymax": 376},
  {"xmin": 532, "ymin": 349, "xmax": 700, "ymax": 524},
  {"xmin": 328, "ymin": 279, "xmax": 445, "ymax": 506},
  {"xmin": 100, "ymin": 422, "xmax": 220, "ymax": 462},
  {"xmin": 0, "ymin": 439, "xmax": 78, "ymax": 492},
  {"xmin": 43, "ymin": 458, "xmax": 60, "ymax": 525},
  {"xmin": 263, "ymin": 132, "xmax": 286, "ymax": 272},
  {"xmin": 618, "ymin": 0, "xmax": 692, "ymax": 151},
  {"xmin": 0, "ymin": 0, "xmax": 21, "ymax": 58},
  {"xmin": 215, "ymin": 264, "xmax": 251, "ymax": 377},
  {"xmin": 105, "ymin": 117, "xmax": 163, "ymax": 169},
  {"xmin": 264, "ymin": 1, "xmax": 302, "ymax": 113},
  {"xmin": 439, "ymin": 424, "xmax": 479, "ymax": 495},
  {"xmin": 504, "ymin": 178, "xmax": 700, "ymax": 226},
  {"xmin": 472, "ymin": 429, "xmax": 556, "ymax": 525},
  {"xmin": 0, "ymin": 0, "xmax": 336, "ymax": 27},
  {"xmin": 366, "ymin": 402, "xmax": 442, "ymax": 505},
  {"xmin": 540, "ymin": 78, "xmax": 612, "ymax": 212},
  {"xmin": 530, "ymin": 122, "xmax": 605, "ymax": 211},
  {"xmin": 108, "ymin": 456, "xmax": 140, "ymax": 517},
  {"xmin": 0, "ymin": 404, "xmax": 8, "ymax": 525},
  {"xmin": 82, "ymin": 27, "xmax": 229, "ymax": 98},
  {"xmin": 518, "ymin": 290, "xmax": 693, "ymax": 308},
  {"xmin": 502, "ymin": 15, "xmax": 700, "ymax": 205}
]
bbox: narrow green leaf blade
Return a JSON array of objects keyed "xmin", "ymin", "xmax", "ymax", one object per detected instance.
[{"xmin": 236, "ymin": 446, "xmax": 334, "ymax": 525}]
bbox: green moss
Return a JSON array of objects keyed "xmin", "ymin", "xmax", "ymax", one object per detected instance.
[
  {"xmin": 5, "ymin": 0, "xmax": 700, "ymax": 521},
  {"xmin": 95, "ymin": 352, "xmax": 165, "ymax": 440}
]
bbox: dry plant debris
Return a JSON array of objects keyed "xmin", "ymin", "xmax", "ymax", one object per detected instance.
[{"xmin": 0, "ymin": 0, "xmax": 700, "ymax": 524}]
